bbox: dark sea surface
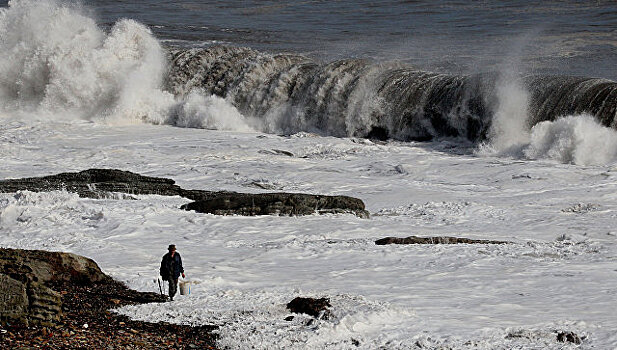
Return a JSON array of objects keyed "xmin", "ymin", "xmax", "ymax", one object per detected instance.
[{"xmin": 84, "ymin": 0, "xmax": 617, "ymax": 79}]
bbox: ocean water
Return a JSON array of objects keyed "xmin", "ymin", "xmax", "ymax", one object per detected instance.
[
  {"xmin": 1, "ymin": 0, "xmax": 617, "ymax": 349},
  {"xmin": 88, "ymin": 0, "xmax": 617, "ymax": 78}
]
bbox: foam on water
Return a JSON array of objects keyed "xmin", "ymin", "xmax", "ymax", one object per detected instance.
[{"xmin": 1, "ymin": 120, "xmax": 616, "ymax": 347}]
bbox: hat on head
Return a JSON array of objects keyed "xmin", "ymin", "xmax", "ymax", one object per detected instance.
[{"xmin": 168, "ymin": 244, "xmax": 176, "ymax": 251}]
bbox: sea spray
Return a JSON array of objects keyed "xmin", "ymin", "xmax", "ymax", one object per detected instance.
[
  {"xmin": 167, "ymin": 90, "xmax": 254, "ymax": 131},
  {"xmin": 0, "ymin": 0, "xmax": 254, "ymax": 131},
  {"xmin": 481, "ymin": 78, "xmax": 531, "ymax": 156},
  {"xmin": 0, "ymin": 0, "xmax": 168, "ymax": 120},
  {"xmin": 474, "ymin": 66, "xmax": 617, "ymax": 165}
]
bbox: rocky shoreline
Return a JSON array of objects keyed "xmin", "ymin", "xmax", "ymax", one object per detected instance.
[
  {"xmin": 0, "ymin": 248, "xmax": 218, "ymax": 349},
  {"xmin": 0, "ymin": 169, "xmax": 370, "ymax": 348}
]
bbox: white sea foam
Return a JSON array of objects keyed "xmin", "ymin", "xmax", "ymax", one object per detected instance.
[
  {"xmin": 1, "ymin": 120, "xmax": 616, "ymax": 348},
  {"xmin": 0, "ymin": 0, "xmax": 254, "ymax": 131}
]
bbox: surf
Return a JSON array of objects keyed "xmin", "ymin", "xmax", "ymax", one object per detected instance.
[{"xmin": 1, "ymin": 0, "xmax": 616, "ymax": 165}]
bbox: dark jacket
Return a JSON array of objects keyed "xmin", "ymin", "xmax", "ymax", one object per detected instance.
[{"xmin": 160, "ymin": 252, "xmax": 184, "ymax": 280}]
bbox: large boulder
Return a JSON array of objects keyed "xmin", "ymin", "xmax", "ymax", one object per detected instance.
[
  {"xmin": 0, "ymin": 248, "xmax": 126, "ymax": 326},
  {"xmin": 0, "ymin": 274, "xmax": 29, "ymax": 325}
]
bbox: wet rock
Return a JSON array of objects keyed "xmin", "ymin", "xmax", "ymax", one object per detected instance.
[
  {"xmin": 365, "ymin": 126, "xmax": 389, "ymax": 141},
  {"xmin": 375, "ymin": 236, "xmax": 510, "ymax": 245},
  {"xmin": 0, "ymin": 168, "xmax": 185, "ymax": 199},
  {"xmin": 0, "ymin": 169, "xmax": 369, "ymax": 217},
  {"xmin": 556, "ymin": 331, "xmax": 582, "ymax": 344},
  {"xmin": 258, "ymin": 149, "xmax": 295, "ymax": 157},
  {"xmin": 182, "ymin": 192, "xmax": 368, "ymax": 217},
  {"xmin": 0, "ymin": 247, "xmax": 113, "ymax": 286},
  {"xmin": 286, "ymin": 297, "xmax": 332, "ymax": 319}
]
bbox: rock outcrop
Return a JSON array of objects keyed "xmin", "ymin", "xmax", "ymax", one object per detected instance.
[
  {"xmin": 375, "ymin": 236, "xmax": 510, "ymax": 245},
  {"xmin": 0, "ymin": 169, "xmax": 183, "ymax": 199},
  {"xmin": 0, "ymin": 248, "xmax": 164, "ymax": 326},
  {"xmin": 0, "ymin": 169, "xmax": 368, "ymax": 217}
]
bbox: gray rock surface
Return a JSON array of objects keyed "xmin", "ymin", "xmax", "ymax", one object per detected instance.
[
  {"xmin": 0, "ymin": 169, "xmax": 186, "ymax": 199},
  {"xmin": 0, "ymin": 169, "xmax": 368, "ymax": 217},
  {"xmin": 0, "ymin": 274, "xmax": 29, "ymax": 325}
]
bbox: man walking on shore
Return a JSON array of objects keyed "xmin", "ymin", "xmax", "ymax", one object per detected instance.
[{"xmin": 160, "ymin": 244, "xmax": 185, "ymax": 301}]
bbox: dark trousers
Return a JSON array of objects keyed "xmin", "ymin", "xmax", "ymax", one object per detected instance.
[{"xmin": 168, "ymin": 278, "xmax": 178, "ymax": 299}]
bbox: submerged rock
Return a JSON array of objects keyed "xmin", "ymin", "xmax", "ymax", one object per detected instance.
[
  {"xmin": 0, "ymin": 169, "xmax": 369, "ymax": 217},
  {"xmin": 286, "ymin": 297, "xmax": 332, "ymax": 319},
  {"xmin": 375, "ymin": 236, "xmax": 510, "ymax": 245}
]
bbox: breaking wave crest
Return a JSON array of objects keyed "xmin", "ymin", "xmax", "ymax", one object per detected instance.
[
  {"xmin": 478, "ymin": 113, "xmax": 617, "ymax": 165},
  {"xmin": 0, "ymin": 0, "xmax": 253, "ymax": 131},
  {"xmin": 167, "ymin": 46, "xmax": 617, "ymax": 165},
  {"xmin": 167, "ymin": 46, "xmax": 617, "ymax": 142}
]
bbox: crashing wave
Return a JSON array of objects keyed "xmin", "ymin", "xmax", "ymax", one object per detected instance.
[
  {"xmin": 166, "ymin": 46, "xmax": 617, "ymax": 143},
  {"xmin": 1, "ymin": 0, "xmax": 616, "ymax": 165}
]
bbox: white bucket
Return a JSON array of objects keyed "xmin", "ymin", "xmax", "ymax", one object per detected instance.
[{"xmin": 179, "ymin": 280, "xmax": 191, "ymax": 295}]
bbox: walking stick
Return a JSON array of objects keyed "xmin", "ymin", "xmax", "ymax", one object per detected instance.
[{"xmin": 157, "ymin": 278, "xmax": 163, "ymax": 295}]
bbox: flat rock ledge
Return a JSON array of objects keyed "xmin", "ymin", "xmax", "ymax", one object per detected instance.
[
  {"xmin": 181, "ymin": 193, "xmax": 367, "ymax": 217},
  {"xmin": 0, "ymin": 169, "xmax": 369, "ymax": 217},
  {"xmin": 0, "ymin": 248, "xmax": 218, "ymax": 349},
  {"xmin": 375, "ymin": 236, "xmax": 511, "ymax": 245}
]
